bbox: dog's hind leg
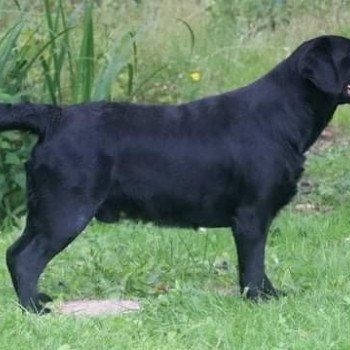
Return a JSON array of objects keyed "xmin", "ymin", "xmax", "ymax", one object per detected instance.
[
  {"xmin": 5, "ymin": 150, "xmax": 113, "ymax": 313},
  {"xmin": 232, "ymin": 205, "xmax": 278, "ymax": 301},
  {"xmin": 6, "ymin": 198, "xmax": 95, "ymax": 313},
  {"xmin": 6, "ymin": 161, "xmax": 100, "ymax": 313}
]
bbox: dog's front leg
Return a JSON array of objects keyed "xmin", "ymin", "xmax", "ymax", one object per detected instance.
[{"xmin": 232, "ymin": 206, "xmax": 277, "ymax": 301}]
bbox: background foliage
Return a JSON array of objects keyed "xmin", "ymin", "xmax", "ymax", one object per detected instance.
[{"xmin": 0, "ymin": 1, "xmax": 350, "ymax": 349}]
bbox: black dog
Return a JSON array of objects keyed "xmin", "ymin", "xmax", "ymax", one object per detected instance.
[{"xmin": 1, "ymin": 35, "xmax": 350, "ymax": 313}]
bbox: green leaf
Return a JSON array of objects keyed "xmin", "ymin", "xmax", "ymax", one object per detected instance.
[
  {"xmin": 76, "ymin": 1, "xmax": 95, "ymax": 102},
  {"xmin": 0, "ymin": 23, "xmax": 23, "ymax": 87},
  {"xmin": 92, "ymin": 32, "xmax": 134, "ymax": 101},
  {"xmin": 14, "ymin": 172, "xmax": 26, "ymax": 189},
  {"xmin": 176, "ymin": 18, "xmax": 195, "ymax": 55},
  {"xmin": 5, "ymin": 153, "xmax": 21, "ymax": 165},
  {"xmin": 0, "ymin": 174, "xmax": 6, "ymax": 186}
]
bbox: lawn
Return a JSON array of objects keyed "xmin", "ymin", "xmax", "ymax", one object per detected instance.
[{"xmin": 1, "ymin": 1, "xmax": 350, "ymax": 349}]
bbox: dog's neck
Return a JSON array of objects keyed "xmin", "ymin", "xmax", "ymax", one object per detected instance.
[
  {"xmin": 296, "ymin": 82, "xmax": 337, "ymax": 152},
  {"xmin": 263, "ymin": 61, "xmax": 338, "ymax": 154}
]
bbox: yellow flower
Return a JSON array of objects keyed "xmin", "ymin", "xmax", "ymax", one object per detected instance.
[{"xmin": 190, "ymin": 71, "xmax": 202, "ymax": 82}]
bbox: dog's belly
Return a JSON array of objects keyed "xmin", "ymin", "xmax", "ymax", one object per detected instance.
[
  {"xmin": 97, "ymin": 136, "xmax": 237, "ymax": 227},
  {"xmin": 125, "ymin": 199, "xmax": 233, "ymax": 228},
  {"xmin": 97, "ymin": 190, "xmax": 234, "ymax": 228}
]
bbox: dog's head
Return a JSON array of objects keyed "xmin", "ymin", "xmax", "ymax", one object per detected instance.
[{"xmin": 298, "ymin": 35, "xmax": 350, "ymax": 104}]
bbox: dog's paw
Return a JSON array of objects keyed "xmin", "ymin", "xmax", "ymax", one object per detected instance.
[
  {"xmin": 273, "ymin": 289, "xmax": 287, "ymax": 298},
  {"xmin": 35, "ymin": 306, "xmax": 52, "ymax": 315},
  {"xmin": 38, "ymin": 292, "xmax": 53, "ymax": 304},
  {"xmin": 22, "ymin": 302, "xmax": 51, "ymax": 315},
  {"xmin": 242, "ymin": 286, "xmax": 285, "ymax": 302},
  {"xmin": 21, "ymin": 293, "xmax": 53, "ymax": 315}
]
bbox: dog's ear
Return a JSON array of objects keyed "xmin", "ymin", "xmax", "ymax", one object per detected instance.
[{"xmin": 298, "ymin": 38, "xmax": 340, "ymax": 95}]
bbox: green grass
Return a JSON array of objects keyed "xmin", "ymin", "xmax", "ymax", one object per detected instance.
[
  {"xmin": 1, "ymin": 1, "xmax": 350, "ymax": 349},
  {"xmin": 0, "ymin": 136, "xmax": 350, "ymax": 349}
]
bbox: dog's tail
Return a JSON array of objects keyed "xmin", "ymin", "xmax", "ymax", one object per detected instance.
[{"xmin": 0, "ymin": 103, "xmax": 60, "ymax": 138}]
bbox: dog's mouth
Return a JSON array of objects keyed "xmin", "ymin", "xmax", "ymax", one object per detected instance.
[{"xmin": 346, "ymin": 84, "xmax": 350, "ymax": 96}]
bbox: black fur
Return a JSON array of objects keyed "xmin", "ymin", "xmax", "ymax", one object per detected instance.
[{"xmin": 2, "ymin": 35, "xmax": 350, "ymax": 313}]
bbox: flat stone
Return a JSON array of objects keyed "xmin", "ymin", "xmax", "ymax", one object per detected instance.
[{"xmin": 58, "ymin": 299, "xmax": 141, "ymax": 316}]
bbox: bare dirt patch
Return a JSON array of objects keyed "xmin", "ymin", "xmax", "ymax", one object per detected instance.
[{"xmin": 310, "ymin": 126, "xmax": 349, "ymax": 155}]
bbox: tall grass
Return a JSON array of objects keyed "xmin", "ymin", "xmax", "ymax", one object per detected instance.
[
  {"xmin": 0, "ymin": 0, "xmax": 138, "ymax": 222},
  {"xmin": 39, "ymin": 0, "xmax": 136, "ymax": 104}
]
